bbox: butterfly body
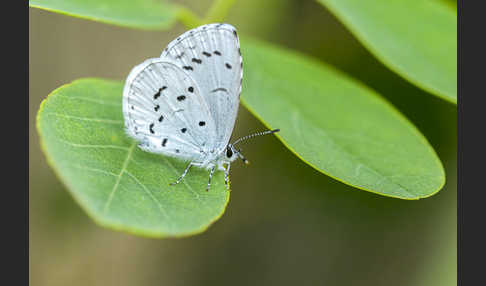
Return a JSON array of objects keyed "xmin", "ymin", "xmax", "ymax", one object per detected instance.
[{"xmin": 122, "ymin": 23, "xmax": 278, "ymax": 191}]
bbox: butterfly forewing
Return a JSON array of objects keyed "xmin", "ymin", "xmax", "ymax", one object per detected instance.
[
  {"xmin": 123, "ymin": 58, "xmax": 217, "ymax": 162},
  {"xmin": 160, "ymin": 23, "xmax": 242, "ymax": 154}
]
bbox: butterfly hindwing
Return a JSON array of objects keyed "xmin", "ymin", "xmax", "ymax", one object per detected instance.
[
  {"xmin": 122, "ymin": 58, "xmax": 217, "ymax": 161},
  {"xmin": 160, "ymin": 23, "xmax": 242, "ymax": 154}
]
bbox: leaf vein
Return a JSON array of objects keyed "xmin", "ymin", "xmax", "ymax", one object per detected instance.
[
  {"xmin": 103, "ymin": 143, "xmax": 136, "ymax": 213},
  {"xmin": 291, "ymin": 111, "xmax": 416, "ymax": 197},
  {"xmin": 67, "ymin": 96, "xmax": 122, "ymax": 107},
  {"xmin": 125, "ymin": 171, "xmax": 170, "ymax": 222},
  {"xmin": 58, "ymin": 138, "xmax": 129, "ymax": 150},
  {"xmin": 70, "ymin": 164, "xmax": 119, "ymax": 177},
  {"xmin": 160, "ymin": 157, "xmax": 208, "ymax": 205},
  {"xmin": 45, "ymin": 112, "xmax": 123, "ymax": 125}
]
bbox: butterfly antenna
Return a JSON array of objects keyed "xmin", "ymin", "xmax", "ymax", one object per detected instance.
[{"xmin": 232, "ymin": 129, "xmax": 280, "ymax": 146}]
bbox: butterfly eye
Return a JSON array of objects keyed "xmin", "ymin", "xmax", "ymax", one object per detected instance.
[{"xmin": 226, "ymin": 147, "xmax": 233, "ymax": 158}]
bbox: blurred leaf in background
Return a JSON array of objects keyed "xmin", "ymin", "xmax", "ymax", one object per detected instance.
[
  {"xmin": 317, "ymin": 0, "xmax": 457, "ymax": 103},
  {"xmin": 29, "ymin": 0, "xmax": 178, "ymax": 30}
]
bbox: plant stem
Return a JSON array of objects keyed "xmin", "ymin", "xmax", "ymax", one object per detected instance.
[
  {"xmin": 174, "ymin": 0, "xmax": 237, "ymax": 30},
  {"xmin": 174, "ymin": 5, "xmax": 204, "ymax": 29},
  {"xmin": 204, "ymin": 0, "xmax": 237, "ymax": 23}
]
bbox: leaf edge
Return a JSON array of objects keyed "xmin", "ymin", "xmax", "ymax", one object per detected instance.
[{"xmin": 29, "ymin": 3, "xmax": 179, "ymax": 31}]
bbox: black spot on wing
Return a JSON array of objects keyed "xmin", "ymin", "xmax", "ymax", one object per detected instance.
[
  {"xmin": 225, "ymin": 63, "xmax": 232, "ymax": 69},
  {"xmin": 192, "ymin": 58, "xmax": 202, "ymax": 64},
  {"xmin": 181, "ymin": 128, "xmax": 187, "ymax": 133},
  {"xmin": 177, "ymin": 95, "xmax": 186, "ymax": 101},
  {"xmin": 214, "ymin": 50, "xmax": 221, "ymax": 56},
  {"xmin": 188, "ymin": 86, "xmax": 194, "ymax": 93},
  {"xmin": 199, "ymin": 121, "xmax": 206, "ymax": 126},
  {"xmin": 202, "ymin": 51, "xmax": 211, "ymax": 57},
  {"xmin": 183, "ymin": 66, "xmax": 193, "ymax": 71},
  {"xmin": 149, "ymin": 123, "xmax": 155, "ymax": 134},
  {"xmin": 158, "ymin": 115, "xmax": 164, "ymax": 122},
  {"xmin": 154, "ymin": 105, "xmax": 160, "ymax": 112},
  {"xmin": 162, "ymin": 138, "xmax": 168, "ymax": 147},
  {"xmin": 153, "ymin": 86, "xmax": 167, "ymax": 99},
  {"xmin": 211, "ymin": 87, "xmax": 228, "ymax": 93}
]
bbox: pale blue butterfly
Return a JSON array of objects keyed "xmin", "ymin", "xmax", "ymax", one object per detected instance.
[{"xmin": 122, "ymin": 23, "xmax": 279, "ymax": 191}]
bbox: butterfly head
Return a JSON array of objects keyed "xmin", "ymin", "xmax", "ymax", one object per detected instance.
[
  {"xmin": 225, "ymin": 129, "xmax": 280, "ymax": 165},
  {"xmin": 225, "ymin": 144, "xmax": 248, "ymax": 164}
]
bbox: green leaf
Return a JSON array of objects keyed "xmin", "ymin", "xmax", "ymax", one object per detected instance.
[
  {"xmin": 29, "ymin": 0, "xmax": 177, "ymax": 30},
  {"xmin": 240, "ymin": 37, "xmax": 445, "ymax": 199},
  {"xmin": 317, "ymin": 0, "xmax": 457, "ymax": 103},
  {"xmin": 37, "ymin": 78, "xmax": 229, "ymax": 237}
]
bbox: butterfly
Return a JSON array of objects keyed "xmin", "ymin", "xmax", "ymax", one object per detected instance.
[{"xmin": 122, "ymin": 23, "xmax": 279, "ymax": 191}]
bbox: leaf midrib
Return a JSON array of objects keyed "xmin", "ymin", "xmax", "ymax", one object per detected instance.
[
  {"xmin": 290, "ymin": 108, "xmax": 416, "ymax": 197},
  {"xmin": 103, "ymin": 142, "xmax": 136, "ymax": 213}
]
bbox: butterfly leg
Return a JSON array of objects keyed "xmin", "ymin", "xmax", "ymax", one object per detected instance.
[
  {"xmin": 206, "ymin": 166, "xmax": 216, "ymax": 192},
  {"xmin": 224, "ymin": 164, "xmax": 231, "ymax": 190},
  {"xmin": 169, "ymin": 162, "xmax": 193, "ymax": 186},
  {"xmin": 236, "ymin": 150, "xmax": 249, "ymax": 165}
]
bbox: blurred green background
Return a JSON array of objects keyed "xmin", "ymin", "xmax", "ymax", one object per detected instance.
[{"xmin": 29, "ymin": 0, "xmax": 456, "ymax": 285}]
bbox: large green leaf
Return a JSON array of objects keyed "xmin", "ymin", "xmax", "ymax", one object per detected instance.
[
  {"xmin": 29, "ymin": 0, "xmax": 177, "ymax": 30},
  {"xmin": 37, "ymin": 79, "xmax": 229, "ymax": 237},
  {"xmin": 317, "ymin": 0, "xmax": 457, "ymax": 103},
  {"xmin": 240, "ymin": 37, "xmax": 445, "ymax": 199}
]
